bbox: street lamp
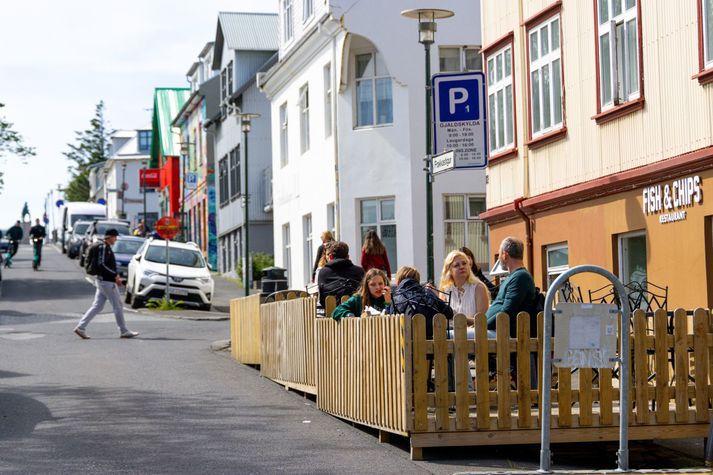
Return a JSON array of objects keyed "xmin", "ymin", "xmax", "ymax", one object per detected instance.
[
  {"xmin": 401, "ymin": 8, "xmax": 454, "ymax": 283},
  {"xmin": 179, "ymin": 141, "xmax": 196, "ymax": 242},
  {"xmin": 238, "ymin": 112, "xmax": 260, "ymax": 296},
  {"xmin": 120, "ymin": 161, "xmax": 127, "ymax": 220},
  {"xmin": 141, "ymin": 159, "xmax": 148, "ymax": 233}
]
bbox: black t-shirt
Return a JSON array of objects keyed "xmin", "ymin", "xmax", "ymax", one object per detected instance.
[{"xmin": 30, "ymin": 225, "xmax": 46, "ymax": 239}]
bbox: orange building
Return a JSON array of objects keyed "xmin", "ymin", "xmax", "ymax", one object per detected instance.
[{"xmin": 480, "ymin": 0, "xmax": 713, "ymax": 308}]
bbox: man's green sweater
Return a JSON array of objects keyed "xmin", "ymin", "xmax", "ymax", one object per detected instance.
[{"xmin": 486, "ymin": 267, "xmax": 536, "ymax": 330}]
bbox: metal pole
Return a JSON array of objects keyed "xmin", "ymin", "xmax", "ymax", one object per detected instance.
[
  {"xmin": 165, "ymin": 238, "xmax": 170, "ymax": 303},
  {"xmin": 142, "ymin": 162, "xmax": 147, "ymax": 233},
  {"xmin": 243, "ymin": 129, "xmax": 250, "ymax": 297},
  {"xmin": 425, "ymin": 42, "xmax": 434, "ymax": 283},
  {"xmin": 181, "ymin": 153, "xmax": 186, "ymax": 241},
  {"xmin": 540, "ymin": 265, "xmax": 630, "ymax": 472},
  {"xmin": 121, "ymin": 165, "xmax": 127, "ymax": 218}
]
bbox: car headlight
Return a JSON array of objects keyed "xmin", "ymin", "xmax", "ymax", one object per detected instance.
[
  {"xmin": 197, "ymin": 277, "xmax": 213, "ymax": 284},
  {"xmin": 143, "ymin": 270, "xmax": 161, "ymax": 278}
]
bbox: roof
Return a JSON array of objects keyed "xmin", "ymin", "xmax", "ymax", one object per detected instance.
[
  {"xmin": 150, "ymin": 88, "xmax": 191, "ymax": 166},
  {"xmin": 213, "ymin": 12, "xmax": 278, "ymax": 69}
]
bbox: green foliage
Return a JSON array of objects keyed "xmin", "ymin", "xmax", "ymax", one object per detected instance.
[
  {"xmin": 251, "ymin": 252, "xmax": 274, "ymax": 282},
  {"xmin": 0, "ymin": 102, "xmax": 36, "ymax": 192},
  {"xmin": 146, "ymin": 298, "xmax": 184, "ymax": 311},
  {"xmin": 63, "ymin": 101, "xmax": 112, "ymax": 200}
]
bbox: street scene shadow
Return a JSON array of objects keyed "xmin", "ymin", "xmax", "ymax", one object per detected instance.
[
  {"xmin": 0, "ymin": 370, "xmax": 29, "ymax": 379},
  {"xmin": 0, "ymin": 279, "xmax": 91, "ymax": 303},
  {"xmin": 0, "ymin": 392, "xmax": 54, "ymax": 440}
]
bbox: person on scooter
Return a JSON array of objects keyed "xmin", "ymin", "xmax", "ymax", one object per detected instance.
[
  {"xmin": 6, "ymin": 220, "xmax": 23, "ymax": 257},
  {"xmin": 29, "ymin": 218, "xmax": 46, "ymax": 269}
]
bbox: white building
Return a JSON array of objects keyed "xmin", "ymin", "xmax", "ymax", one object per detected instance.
[
  {"xmin": 89, "ymin": 129, "xmax": 159, "ymax": 228},
  {"xmin": 211, "ymin": 12, "xmax": 278, "ymax": 276},
  {"xmin": 259, "ymin": 0, "xmax": 485, "ymax": 289}
]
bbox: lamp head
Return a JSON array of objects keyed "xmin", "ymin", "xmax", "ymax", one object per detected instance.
[
  {"xmin": 239, "ymin": 112, "xmax": 261, "ymax": 133},
  {"xmin": 400, "ymin": 8, "xmax": 454, "ymax": 45}
]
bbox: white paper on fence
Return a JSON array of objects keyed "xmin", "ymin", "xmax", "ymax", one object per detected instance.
[
  {"xmin": 553, "ymin": 302, "xmax": 618, "ymax": 369},
  {"xmin": 569, "ymin": 315, "xmax": 601, "ymax": 349},
  {"xmin": 364, "ymin": 306, "xmax": 385, "ymax": 316}
]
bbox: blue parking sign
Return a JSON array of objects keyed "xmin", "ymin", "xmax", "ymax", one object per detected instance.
[{"xmin": 432, "ymin": 72, "xmax": 487, "ymax": 169}]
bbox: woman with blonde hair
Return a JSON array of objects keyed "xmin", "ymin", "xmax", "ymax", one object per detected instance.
[
  {"xmin": 439, "ymin": 249, "xmax": 490, "ymax": 325},
  {"xmin": 311, "ymin": 230, "xmax": 334, "ymax": 282},
  {"xmin": 361, "ymin": 230, "xmax": 391, "ymax": 280},
  {"xmin": 331, "ymin": 268, "xmax": 391, "ymax": 321}
]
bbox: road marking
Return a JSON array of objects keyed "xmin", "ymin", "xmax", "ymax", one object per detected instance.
[{"xmin": 0, "ymin": 332, "xmax": 45, "ymax": 340}]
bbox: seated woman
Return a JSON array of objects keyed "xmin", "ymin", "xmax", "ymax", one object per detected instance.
[
  {"xmin": 439, "ymin": 250, "xmax": 490, "ymax": 324},
  {"xmin": 331, "ymin": 268, "xmax": 391, "ymax": 321}
]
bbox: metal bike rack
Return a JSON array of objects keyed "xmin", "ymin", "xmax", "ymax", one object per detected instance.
[{"xmin": 539, "ymin": 265, "xmax": 631, "ymax": 472}]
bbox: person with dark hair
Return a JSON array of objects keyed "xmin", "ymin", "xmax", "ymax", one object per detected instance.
[
  {"xmin": 331, "ymin": 268, "xmax": 391, "ymax": 321},
  {"xmin": 459, "ymin": 246, "xmax": 497, "ymax": 299},
  {"xmin": 74, "ymin": 229, "xmax": 139, "ymax": 339},
  {"xmin": 360, "ymin": 230, "xmax": 391, "ymax": 280},
  {"xmin": 317, "ymin": 241, "xmax": 365, "ymax": 310},
  {"xmin": 311, "ymin": 230, "xmax": 334, "ymax": 282},
  {"xmin": 6, "ymin": 220, "xmax": 23, "ymax": 257}
]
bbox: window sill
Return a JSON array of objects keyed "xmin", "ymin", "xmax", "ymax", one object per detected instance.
[
  {"xmin": 692, "ymin": 68, "xmax": 713, "ymax": 85},
  {"xmin": 527, "ymin": 127, "xmax": 567, "ymax": 149},
  {"xmin": 488, "ymin": 148, "xmax": 518, "ymax": 165},
  {"xmin": 353, "ymin": 123, "xmax": 394, "ymax": 131},
  {"xmin": 592, "ymin": 98, "xmax": 645, "ymax": 125}
]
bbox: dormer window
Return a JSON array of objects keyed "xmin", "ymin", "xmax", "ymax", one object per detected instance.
[{"xmin": 354, "ymin": 52, "xmax": 393, "ymax": 128}]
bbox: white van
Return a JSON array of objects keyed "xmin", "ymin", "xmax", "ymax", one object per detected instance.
[{"xmin": 61, "ymin": 202, "xmax": 106, "ymax": 253}]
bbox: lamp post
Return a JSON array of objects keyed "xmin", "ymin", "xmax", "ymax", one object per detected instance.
[
  {"xmin": 238, "ymin": 112, "xmax": 260, "ymax": 296},
  {"xmin": 141, "ymin": 159, "xmax": 148, "ymax": 234},
  {"xmin": 120, "ymin": 161, "xmax": 127, "ymax": 219},
  {"xmin": 401, "ymin": 8, "xmax": 454, "ymax": 283},
  {"xmin": 179, "ymin": 141, "xmax": 196, "ymax": 243}
]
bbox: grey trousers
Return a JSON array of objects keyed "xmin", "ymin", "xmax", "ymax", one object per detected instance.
[{"xmin": 77, "ymin": 279, "xmax": 128, "ymax": 334}]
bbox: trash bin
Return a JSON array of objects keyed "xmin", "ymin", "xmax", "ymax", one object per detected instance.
[{"xmin": 261, "ymin": 266, "xmax": 288, "ymax": 294}]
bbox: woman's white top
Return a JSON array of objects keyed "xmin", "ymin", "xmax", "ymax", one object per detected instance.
[{"xmin": 444, "ymin": 282, "xmax": 478, "ymax": 318}]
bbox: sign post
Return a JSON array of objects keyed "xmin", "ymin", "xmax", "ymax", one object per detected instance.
[
  {"xmin": 155, "ymin": 216, "xmax": 180, "ymax": 303},
  {"xmin": 432, "ymin": 71, "xmax": 487, "ymax": 170}
]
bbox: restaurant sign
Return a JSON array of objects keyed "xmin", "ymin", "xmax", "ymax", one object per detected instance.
[{"xmin": 642, "ymin": 175, "xmax": 703, "ymax": 224}]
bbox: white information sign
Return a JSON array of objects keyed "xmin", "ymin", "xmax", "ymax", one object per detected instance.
[
  {"xmin": 553, "ymin": 302, "xmax": 618, "ymax": 368},
  {"xmin": 185, "ymin": 172, "xmax": 198, "ymax": 190},
  {"xmin": 432, "ymin": 150, "xmax": 455, "ymax": 175},
  {"xmin": 432, "ymin": 72, "xmax": 487, "ymax": 169}
]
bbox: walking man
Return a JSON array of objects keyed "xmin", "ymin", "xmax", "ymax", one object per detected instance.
[{"xmin": 74, "ymin": 229, "xmax": 139, "ymax": 339}]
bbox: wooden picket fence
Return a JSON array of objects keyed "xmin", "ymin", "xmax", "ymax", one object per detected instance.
[
  {"xmin": 259, "ymin": 296, "xmax": 318, "ymax": 394},
  {"xmin": 229, "ymin": 294, "xmax": 262, "ymax": 365}
]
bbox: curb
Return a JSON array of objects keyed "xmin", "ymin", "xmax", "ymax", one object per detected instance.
[{"xmin": 210, "ymin": 339, "xmax": 231, "ymax": 351}]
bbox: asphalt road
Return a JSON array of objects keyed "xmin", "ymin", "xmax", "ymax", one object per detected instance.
[{"xmin": 0, "ymin": 244, "xmax": 707, "ymax": 474}]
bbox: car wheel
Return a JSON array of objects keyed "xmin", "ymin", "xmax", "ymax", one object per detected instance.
[
  {"xmin": 78, "ymin": 254, "xmax": 85, "ymax": 267},
  {"xmin": 199, "ymin": 303, "xmax": 212, "ymax": 311},
  {"xmin": 124, "ymin": 288, "xmax": 132, "ymax": 304},
  {"xmin": 130, "ymin": 292, "xmax": 144, "ymax": 309}
]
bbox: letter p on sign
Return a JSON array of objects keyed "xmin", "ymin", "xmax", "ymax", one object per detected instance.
[
  {"xmin": 449, "ymin": 87, "xmax": 469, "ymax": 114},
  {"xmin": 437, "ymin": 77, "xmax": 479, "ymax": 122}
]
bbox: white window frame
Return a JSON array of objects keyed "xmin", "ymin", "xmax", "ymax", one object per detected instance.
[
  {"xmin": 283, "ymin": 223, "xmax": 292, "ymax": 285},
  {"xmin": 303, "ymin": 214, "xmax": 313, "ymax": 283},
  {"xmin": 324, "ymin": 63, "xmax": 332, "ymax": 138},
  {"xmin": 354, "ymin": 52, "xmax": 393, "ymax": 128},
  {"xmin": 528, "ymin": 15, "xmax": 563, "ymax": 137},
  {"xmin": 545, "ymin": 242, "xmax": 569, "ymax": 289},
  {"xmin": 302, "ymin": 0, "xmax": 313, "ymax": 22},
  {"xmin": 443, "ymin": 194, "xmax": 488, "ymax": 270},
  {"xmin": 486, "ymin": 44, "xmax": 515, "ymax": 155},
  {"xmin": 283, "ymin": 0, "xmax": 294, "ymax": 43},
  {"xmin": 359, "ymin": 196, "xmax": 397, "ymax": 270},
  {"xmin": 439, "ymin": 45, "xmax": 482, "ymax": 72},
  {"xmin": 704, "ymin": 0, "xmax": 713, "ymax": 68},
  {"xmin": 597, "ymin": 0, "xmax": 640, "ymax": 110},
  {"xmin": 299, "ymin": 83, "xmax": 310, "ymax": 154},
  {"xmin": 279, "ymin": 102, "xmax": 288, "ymax": 167},
  {"xmin": 618, "ymin": 230, "xmax": 647, "ymax": 286},
  {"xmin": 326, "ymin": 202, "xmax": 336, "ymax": 238}
]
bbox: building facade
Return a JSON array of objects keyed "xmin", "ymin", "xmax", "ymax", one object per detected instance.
[
  {"xmin": 480, "ymin": 0, "xmax": 713, "ymax": 308},
  {"xmin": 259, "ymin": 0, "xmax": 484, "ymax": 289},
  {"xmin": 211, "ymin": 12, "xmax": 277, "ymax": 276}
]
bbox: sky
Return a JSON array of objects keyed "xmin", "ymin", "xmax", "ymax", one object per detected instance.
[{"xmin": 0, "ymin": 0, "xmax": 277, "ymax": 230}]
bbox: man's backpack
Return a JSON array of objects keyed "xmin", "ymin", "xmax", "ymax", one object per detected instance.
[
  {"xmin": 533, "ymin": 287, "xmax": 546, "ymax": 314},
  {"xmin": 84, "ymin": 243, "xmax": 101, "ymax": 276}
]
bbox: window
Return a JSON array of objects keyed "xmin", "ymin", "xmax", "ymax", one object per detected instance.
[
  {"xmin": 299, "ymin": 83, "xmax": 310, "ymax": 153},
  {"xmin": 227, "ymin": 61, "xmax": 233, "ymax": 96},
  {"xmin": 229, "ymin": 145, "xmax": 240, "ymax": 199},
  {"xmin": 618, "ymin": 231, "xmax": 646, "ymax": 286},
  {"xmin": 220, "ymin": 61, "xmax": 234, "ymax": 116},
  {"xmin": 439, "ymin": 46, "xmax": 482, "ymax": 72},
  {"xmin": 701, "ymin": 0, "xmax": 713, "ymax": 70},
  {"xmin": 528, "ymin": 15, "xmax": 563, "ymax": 137},
  {"xmin": 218, "ymin": 156, "xmax": 229, "ymax": 207},
  {"xmin": 138, "ymin": 130, "xmax": 151, "ymax": 152},
  {"xmin": 303, "ymin": 0, "xmax": 313, "ymax": 22},
  {"xmin": 283, "ymin": 0, "xmax": 294, "ymax": 42},
  {"xmin": 486, "ymin": 44, "xmax": 515, "ymax": 155},
  {"xmin": 596, "ymin": 0, "xmax": 640, "ymax": 109},
  {"xmin": 359, "ymin": 197, "xmax": 397, "ymax": 270},
  {"xmin": 280, "ymin": 102, "xmax": 288, "ymax": 166},
  {"xmin": 443, "ymin": 195, "xmax": 488, "ymax": 271},
  {"xmin": 545, "ymin": 243, "xmax": 569, "ymax": 289},
  {"xmin": 326, "ymin": 202, "xmax": 336, "ymax": 238},
  {"xmin": 324, "ymin": 63, "xmax": 332, "ymax": 137},
  {"xmin": 283, "ymin": 223, "xmax": 292, "ymax": 285},
  {"xmin": 303, "ymin": 214, "xmax": 313, "ymax": 283},
  {"xmin": 355, "ymin": 52, "xmax": 393, "ymax": 127}
]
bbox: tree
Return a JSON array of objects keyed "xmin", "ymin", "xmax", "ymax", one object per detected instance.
[
  {"xmin": 0, "ymin": 102, "xmax": 36, "ymax": 192},
  {"xmin": 63, "ymin": 101, "xmax": 112, "ymax": 201}
]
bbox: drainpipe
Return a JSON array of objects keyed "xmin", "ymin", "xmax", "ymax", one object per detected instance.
[{"xmin": 514, "ymin": 197, "xmax": 533, "ymax": 275}]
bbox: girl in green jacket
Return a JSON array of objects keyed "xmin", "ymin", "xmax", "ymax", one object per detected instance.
[{"xmin": 331, "ymin": 268, "xmax": 391, "ymax": 321}]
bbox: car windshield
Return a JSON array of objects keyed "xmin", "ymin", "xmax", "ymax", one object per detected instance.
[
  {"xmin": 71, "ymin": 214, "xmax": 103, "ymax": 225},
  {"xmin": 145, "ymin": 246, "xmax": 206, "ymax": 268},
  {"xmin": 96, "ymin": 223, "xmax": 130, "ymax": 235},
  {"xmin": 113, "ymin": 239, "xmax": 144, "ymax": 255},
  {"xmin": 73, "ymin": 223, "xmax": 90, "ymax": 235}
]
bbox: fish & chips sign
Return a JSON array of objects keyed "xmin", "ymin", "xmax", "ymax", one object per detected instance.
[{"xmin": 642, "ymin": 175, "xmax": 702, "ymax": 224}]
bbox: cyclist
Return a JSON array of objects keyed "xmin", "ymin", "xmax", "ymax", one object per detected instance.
[
  {"xmin": 6, "ymin": 220, "xmax": 23, "ymax": 257},
  {"xmin": 29, "ymin": 218, "xmax": 46, "ymax": 269}
]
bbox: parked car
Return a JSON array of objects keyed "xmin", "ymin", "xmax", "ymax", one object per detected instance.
[
  {"xmin": 125, "ymin": 239, "xmax": 214, "ymax": 310},
  {"xmin": 67, "ymin": 220, "xmax": 92, "ymax": 259},
  {"xmin": 78, "ymin": 219, "xmax": 131, "ymax": 267},
  {"xmin": 113, "ymin": 235, "xmax": 146, "ymax": 282}
]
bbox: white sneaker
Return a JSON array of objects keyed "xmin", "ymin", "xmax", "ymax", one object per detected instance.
[
  {"xmin": 120, "ymin": 330, "xmax": 139, "ymax": 339},
  {"xmin": 74, "ymin": 327, "xmax": 90, "ymax": 340}
]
